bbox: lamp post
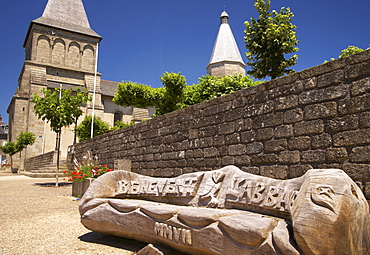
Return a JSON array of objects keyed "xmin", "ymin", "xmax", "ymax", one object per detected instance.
[{"xmin": 91, "ymin": 42, "xmax": 99, "ymax": 139}]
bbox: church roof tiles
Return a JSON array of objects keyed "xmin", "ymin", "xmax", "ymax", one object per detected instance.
[
  {"xmin": 32, "ymin": 0, "xmax": 101, "ymax": 38},
  {"xmin": 100, "ymin": 80, "xmax": 120, "ymax": 97},
  {"xmin": 207, "ymin": 11, "xmax": 245, "ymax": 68}
]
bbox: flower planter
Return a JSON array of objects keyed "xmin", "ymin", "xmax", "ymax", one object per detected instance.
[
  {"xmin": 1, "ymin": 165, "xmax": 11, "ymax": 171},
  {"xmin": 72, "ymin": 178, "xmax": 94, "ymax": 197}
]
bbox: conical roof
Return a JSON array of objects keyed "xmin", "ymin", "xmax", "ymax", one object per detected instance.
[
  {"xmin": 31, "ymin": 0, "xmax": 101, "ymax": 38},
  {"xmin": 207, "ymin": 11, "xmax": 245, "ymax": 68}
]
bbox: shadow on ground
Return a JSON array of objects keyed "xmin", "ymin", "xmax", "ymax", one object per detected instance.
[
  {"xmin": 34, "ymin": 182, "xmax": 72, "ymax": 187},
  {"xmin": 79, "ymin": 232, "xmax": 187, "ymax": 254},
  {"xmin": 79, "ymin": 232, "xmax": 146, "ymax": 253}
]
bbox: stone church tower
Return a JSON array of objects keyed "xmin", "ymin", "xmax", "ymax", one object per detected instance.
[
  {"xmin": 7, "ymin": 0, "xmax": 104, "ymax": 170},
  {"xmin": 207, "ymin": 11, "xmax": 246, "ymax": 76}
]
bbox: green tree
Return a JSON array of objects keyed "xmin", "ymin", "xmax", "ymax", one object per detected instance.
[
  {"xmin": 76, "ymin": 115, "xmax": 110, "ymax": 142},
  {"xmin": 244, "ymin": 0, "xmax": 299, "ymax": 79},
  {"xmin": 113, "ymin": 81, "xmax": 159, "ymax": 109},
  {"xmin": 111, "ymin": 121, "xmax": 135, "ymax": 131},
  {"xmin": 114, "ymin": 73, "xmax": 261, "ymax": 116},
  {"xmin": 32, "ymin": 87, "xmax": 90, "ymax": 186},
  {"xmin": 0, "ymin": 131, "xmax": 35, "ymax": 173},
  {"xmin": 324, "ymin": 45, "xmax": 369, "ymax": 63},
  {"xmin": 113, "ymin": 72, "xmax": 186, "ymax": 116},
  {"xmin": 0, "ymin": 141, "xmax": 19, "ymax": 173},
  {"xmin": 183, "ymin": 74, "xmax": 262, "ymax": 107},
  {"xmin": 15, "ymin": 131, "xmax": 36, "ymax": 172},
  {"xmin": 156, "ymin": 72, "xmax": 187, "ymax": 115},
  {"xmin": 15, "ymin": 131, "xmax": 36, "ymax": 154},
  {"xmin": 0, "ymin": 142, "xmax": 18, "ymax": 157},
  {"xmin": 339, "ymin": 45, "xmax": 365, "ymax": 58}
]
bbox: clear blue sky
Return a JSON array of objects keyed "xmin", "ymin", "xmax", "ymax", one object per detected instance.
[{"xmin": 1, "ymin": 0, "xmax": 369, "ymax": 123}]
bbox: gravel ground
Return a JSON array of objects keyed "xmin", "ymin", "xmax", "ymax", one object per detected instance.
[{"xmin": 0, "ymin": 170, "xmax": 147, "ymax": 255}]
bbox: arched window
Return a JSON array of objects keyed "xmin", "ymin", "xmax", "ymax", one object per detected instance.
[
  {"xmin": 36, "ymin": 35, "xmax": 50, "ymax": 63},
  {"xmin": 114, "ymin": 112, "xmax": 122, "ymax": 125},
  {"xmin": 67, "ymin": 42, "xmax": 80, "ymax": 68},
  {"xmin": 52, "ymin": 39, "xmax": 66, "ymax": 65},
  {"xmin": 81, "ymin": 45, "xmax": 94, "ymax": 71}
]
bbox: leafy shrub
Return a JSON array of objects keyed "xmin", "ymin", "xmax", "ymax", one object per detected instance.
[{"xmin": 76, "ymin": 115, "xmax": 110, "ymax": 141}]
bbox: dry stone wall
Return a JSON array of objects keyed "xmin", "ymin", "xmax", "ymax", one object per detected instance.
[
  {"xmin": 25, "ymin": 150, "xmax": 56, "ymax": 170},
  {"xmin": 68, "ymin": 49, "xmax": 370, "ymax": 201}
]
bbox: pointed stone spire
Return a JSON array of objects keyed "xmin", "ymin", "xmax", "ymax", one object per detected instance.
[
  {"xmin": 32, "ymin": 0, "xmax": 101, "ymax": 38},
  {"xmin": 207, "ymin": 11, "xmax": 246, "ymax": 76}
]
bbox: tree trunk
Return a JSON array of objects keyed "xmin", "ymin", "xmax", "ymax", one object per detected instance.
[
  {"xmin": 10, "ymin": 155, "xmax": 13, "ymax": 173},
  {"xmin": 55, "ymin": 131, "xmax": 61, "ymax": 187},
  {"xmin": 73, "ymin": 117, "xmax": 78, "ymax": 145},
  {"xmin": 18, "ymin": 152, "xmax": 21, "ymax": 175}
]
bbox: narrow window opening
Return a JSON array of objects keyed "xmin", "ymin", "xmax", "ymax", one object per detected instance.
[{"xmin": 114, "ymin": 112, "xmax": 122, "ymax": 126}]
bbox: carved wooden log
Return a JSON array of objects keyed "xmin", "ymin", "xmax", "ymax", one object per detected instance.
[{"xmin": 79, "ymin": 166, "xmax": 370, "ymax": 255}]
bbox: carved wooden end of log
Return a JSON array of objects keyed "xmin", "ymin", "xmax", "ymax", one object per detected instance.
[{"xmin": 79, "ymin": 166, "xmax": 370, "ymax": 255}]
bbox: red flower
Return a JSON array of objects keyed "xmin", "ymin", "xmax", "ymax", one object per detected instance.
[
  {"xmin": 72, "ymin": 176, "xmax": 77, "ymax": 179},
  {"xmin": 107, "ymin": 169, "xmax": 113, "ymax": 172},
  {"xmin": 102, "ymin": 164, "xmax": 107, "ymax": 168},
  {"xmin": 82, "ymin": 174, "xmax": 87, "ymax": 177},
  {"xmin": 78, "ymin": 176, "xmax": 83, "ymax": 179}
]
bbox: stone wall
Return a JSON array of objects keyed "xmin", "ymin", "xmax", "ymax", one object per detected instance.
[
  {"xmin": 207, "ymin": 62, "xmax": 246, "ymax": 77},
  {"xmin": 24, "ymin": 150, "xmax": 57, "ymax": 170},
  {"xmin": 68, "ymin": 49, "xmax": 370, "ymax": 201}
]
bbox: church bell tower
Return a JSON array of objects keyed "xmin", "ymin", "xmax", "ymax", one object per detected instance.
[
  {"xmin": 7, "ymin": 0, "xmax": 103, "ymax": 169},
  {"xmin": 206, "ymin": 11, "xmax": 246, "ymax": 77}
]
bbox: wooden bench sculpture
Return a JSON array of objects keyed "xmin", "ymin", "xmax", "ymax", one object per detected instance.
[{"xmin": 79, "ymin": 166, "xmax": 370, "ymax": 255}]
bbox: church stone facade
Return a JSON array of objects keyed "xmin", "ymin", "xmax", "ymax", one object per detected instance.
[{"xmin": 7, "ymin": 0, "xmax": 151, "ymax": 170}]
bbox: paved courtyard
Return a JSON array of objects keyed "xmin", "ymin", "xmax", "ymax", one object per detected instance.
[{"xmin": 0, "ymin": 170, "xmax": 144, "ymax": 255}]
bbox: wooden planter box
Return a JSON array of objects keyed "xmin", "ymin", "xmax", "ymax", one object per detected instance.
[{"xmin": 72, "ymin": 178, "xmax": 94, "ymax": 197}]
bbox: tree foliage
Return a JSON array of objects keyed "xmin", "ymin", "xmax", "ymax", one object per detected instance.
[
  {"xmin": 113, "ymin": 72, "xmax": 186, "ymax": 116},
  {"xmin": 111, "ymin": 121, "xmax": 136, "ymax": 131},
  {"xmin": 76, "ymin": 115, "xmax": 110, "ymax": 142},
  {"xmin": 324, "ymin": 45, "xmax": 369, "ymax": 62},
  {"xmin": 338, "ymin": 46, "xmax": 366, "ymax": 58},
  {"xmin": 0, "ymin": 132, "xmax": 36, "ymax": 156},
  {"xmin": 32, "ymin": 87, "xmax": 90, "ymax": 186},
  {"xmin": 156, "ymin": 72, "xmax": 187, "ymax": 115},
  {"xmin": 113, "ymin": 72, "xmax": 261, "ymax": 116},
  {"xmin": 244, "ymin": 0, "xmax": 299, "ymax": 79},
  {"xmin": 0, "ymin": 132, "xmax": 35, "ymax": 159},
  {"xmin": 32, "ymin": 88, "xmax": 90, "ymax": 134},
  {"xmin": 182, "ymin": 74, "xmax": 262, "ymax": 107},
  {"xmin": 0, "ymin": 142, "xmax": 18, "ymax": 156},
  {"xmin": 113, "ymin": 81, "xmax": 160, "ymax": 109},
  {"xmin": 15, "ymin": 131, "xmax": 36, "ymax": 152}
]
